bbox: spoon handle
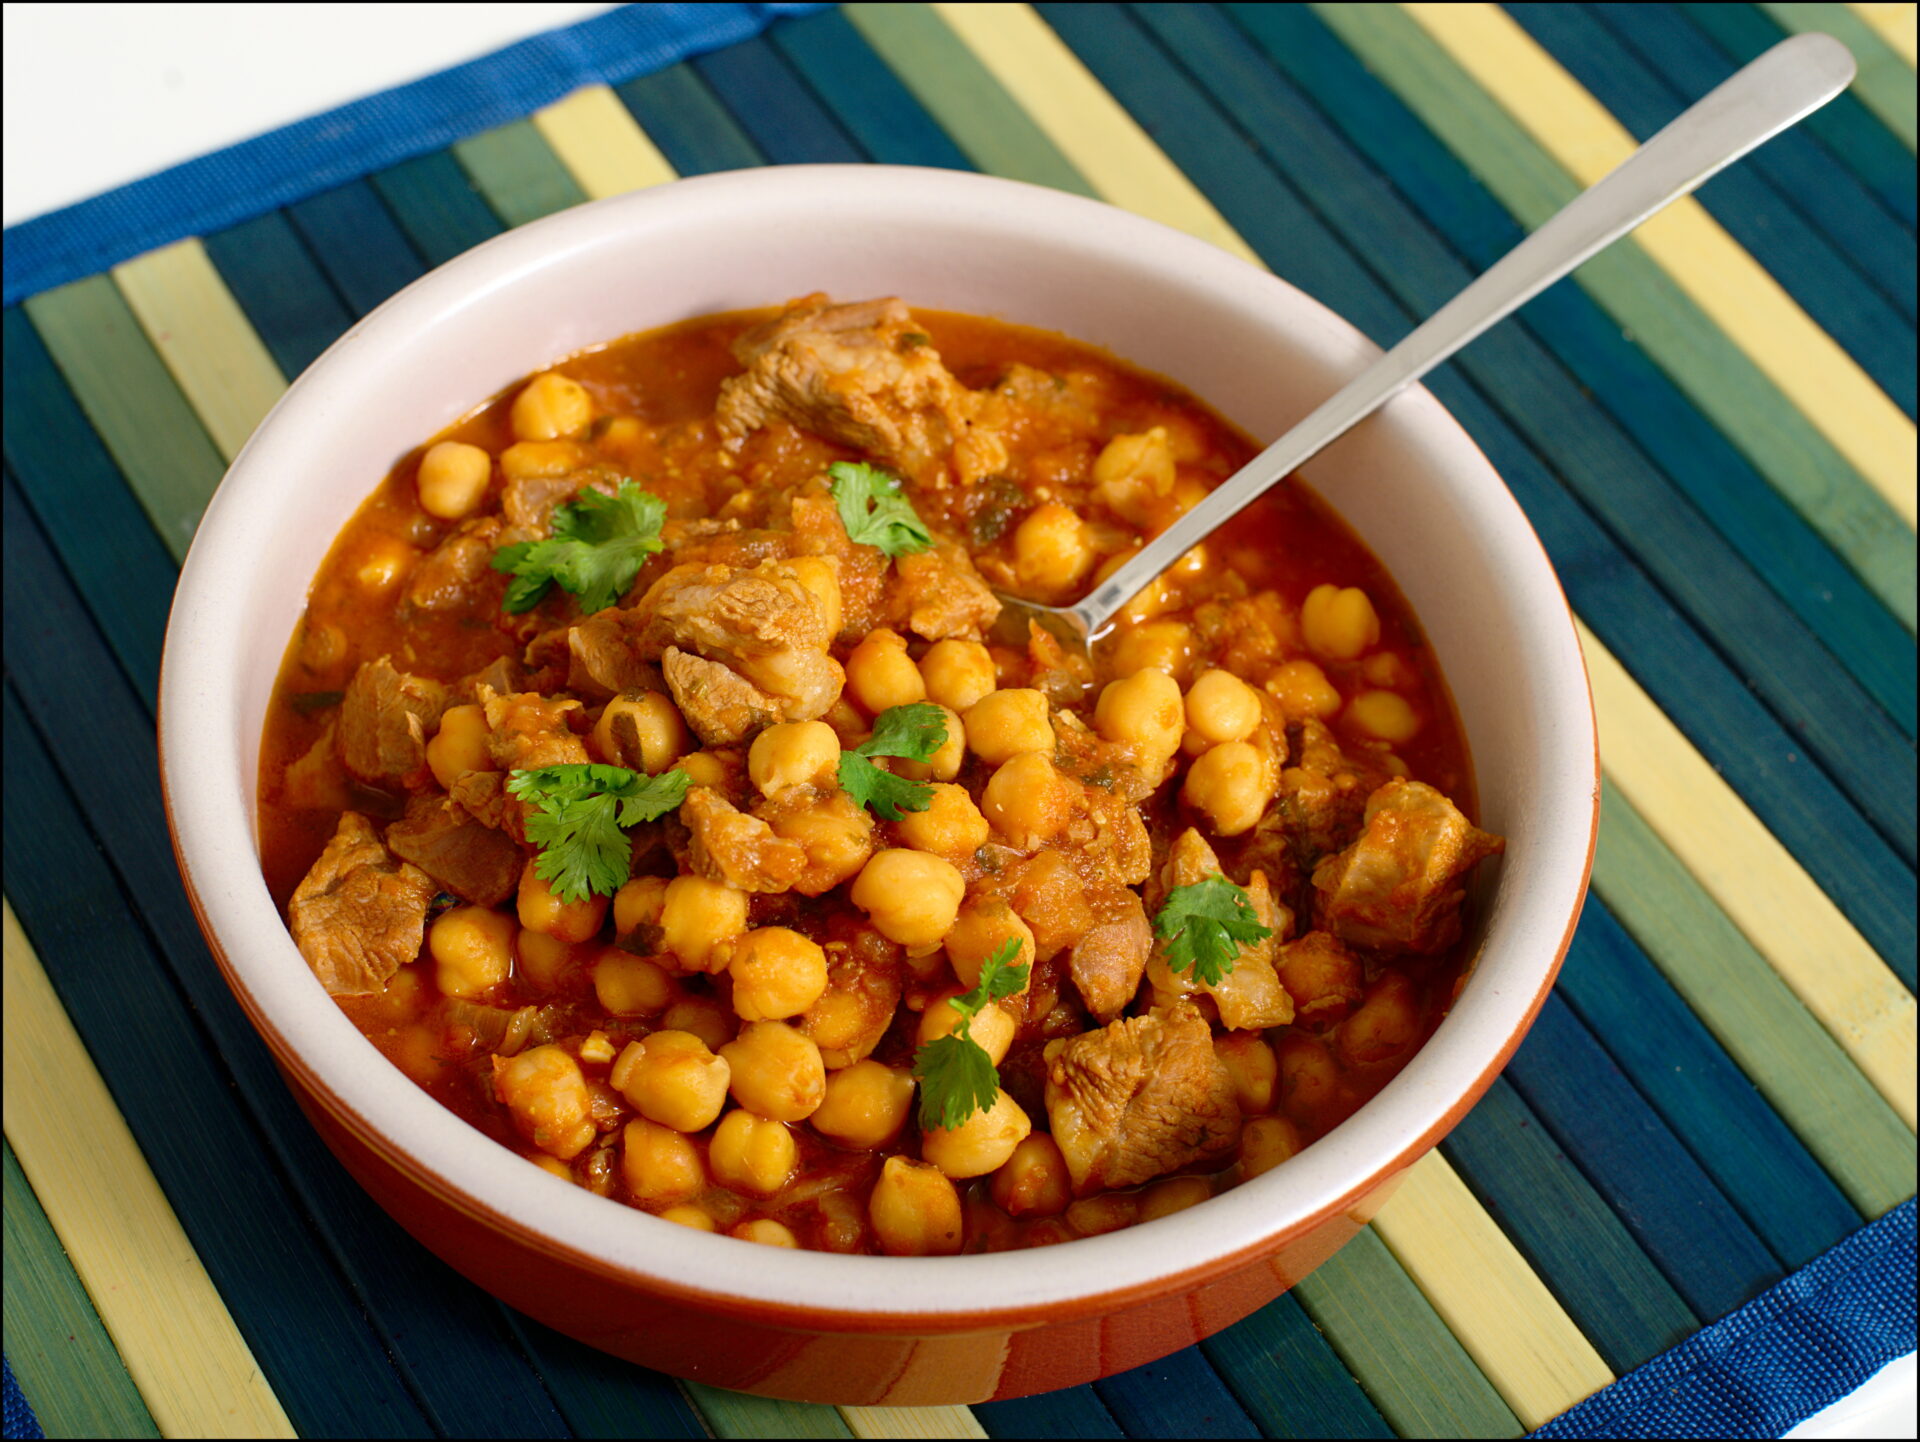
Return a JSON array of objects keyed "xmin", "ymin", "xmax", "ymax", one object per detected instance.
[{"xmin": 1071, "ymin": 32, "xmax": 1856, "ymax": 638}]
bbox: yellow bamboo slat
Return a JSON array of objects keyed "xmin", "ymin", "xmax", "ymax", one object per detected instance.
[
  {"xmin": 1371, "ymin": 1152, "xmax": 1614, "ymax": 1428},
  {"xmin": 110, "ymin": 238, "xmax": 288, "ymax": 464},
  {"xmin": 1578, "ymin": 621, "xmax": 1918, "ymax": 1128},
  {"xmin": 1400, "ymin": 2, "xmax": 1918, "ymax": 528},
  {"xmin": 929, "ymin": 3, "xmax": 1262, "ymax": 266},
  {"xmin": 531, "ymin": 84, "xmax": 680, "ymax": 200},
  {"xmin": 1847, "ymin": 2, "xmax": 1919, "ymax": 66},
  {"xmin": 2, "ymin": 901, "xmax": 297, "ymax": 1440},
  {"xmin": 841, "ymin": 1405, "xmax": 989, "ymax": 1438}
]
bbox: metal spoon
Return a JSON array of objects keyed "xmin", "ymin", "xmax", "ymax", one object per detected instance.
[{"xmin": 994, "ymin": 33, "xmax": 1856, "ymax": 658}]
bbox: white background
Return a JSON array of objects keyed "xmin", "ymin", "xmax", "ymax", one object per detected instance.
[{"xmin": 1, "ymin": 5, "xmax": 1911, "ymax": 1437}]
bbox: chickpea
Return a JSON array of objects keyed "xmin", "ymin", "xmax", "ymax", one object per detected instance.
[
  {"xmin": 514, "ymin": 927, "xmax": 574, "ymax": 993},
  {"xmin": 1092, "ymin": 427, "xmax": 1174, "ymax": 528},
  {"xmin": 893, "ymin": 705, "xmax": 964, "ymax": 782},
  {"xmin": 1265, "ymin": 659, "xmax": 1343, "ymax": 720},
  {"xmin": 427, "ymin": 704, "xmax": 493, "ymax": 789},
  {"xmin": 850, "ymin": 849, "xmax": 964, "ymax": 948},
  {"xmin": 962, "ymin": 688, "xmax": 1054, "ymax": 765},
  {"xmin": 1182, "ymin": 739, "xmax": 1271, "ymax": 837},
  {"xmin": 748, "ymin": 720, "xmax": 841, "ymax": 796},
  {"xmin": 592, "ymin": 949, "xmax": 678, "ymax": 1015},
  {"xmin": 709, "ymin": 1110, "xmax": 799, "ymax": 1195},
  {"xmin": 917, "ymin": 991, "xmax": 1016, "ymax": 1066},
  {"xmin": 661, "ymin": 995, "xmax": 735, "ymax": 1051},
  {"xmin": 593, "ymin": 692, "xmax": 689, "ymax": 774},
  {"xmin": 517, "ymin": 863, "xmax": 610, "ymax": 943},
  {"xmin": 415, "ymin": 441, "xmax": 491, "ymax": 520},
  {"xmin": 810, "ymin": 1060, "xmax": 916, "ymax": 1149},
  {"xmin": 1277, "ymin": 932, "xmax": 1364, "ymax": 1024},
  {"xmin": 922, "ymin": 1089, "xmax": 1030, "ymax": 1178},
  {"xmin": 720, "ymin": 1021, "xmax": 827, "ymax": 1122},
  {"xmin": 354, "ymin": 537, "xmax": 414, "ymax": 594},
  {"xmin": 727, "ymin": 928, "xmax": 830, "ymax": 1022},
  {"xmin": 1348, "ymin": 690, "xmax": 1420, "ymax": 744},
  {"xmin": 494, "ymin": 1045, "xmax": 594, "ymax": 1160},
  {"xmin": 733, "ymin": 1218, "xmax": 800, "ymax": 1248},
  {"xmin": 529, "ymin": 1153, "xmax": 574, "ymax": 1182},
  {"xmin": 1362, "ymin": 652, "xmax": 1413, "ymax": 688},
  {"xmin": 429, "ymin": 905, "xmax": 514, "ymax": 1000},
  {"xmin": 1094, "ymin": 668, "xmax": 1184, "ymax": 768},
  {"xmin": 612, "ymin": 875, "xmax": 668, "ymax": 938},
  {"xmin": 1185, "ymin": 669, "xmax": 1262, "ymax": 745},
  {"xmin": 821, "ymin": 698, "xmax": 870, "ymax": 749},
  {"xmin": 498, "ymin": 439, "xmax": 585, "ymax": 480},
  {"xmin": 845, "ymin": 629, "xmax": 926, "ymax": 715},
  {"xmin": 1239, "ymin": 1115, "xmax": 1302, "ymax": 1178},
  {"xmin": 1012, "ymin": 501, "xmax": 1095, "ymax": 596},
  {"xmin": 784, "ymin": 556, "xmax": 843, "ymax": 640},
  {"xmin": 918, "ymin": 639, "xmax": 996, "ymax": 712},
  {"xmin": 659, "ymin": 1204, "xmax": 715, "ymax": 1232},
  {"xmin": 895, "ymin": 783, "xmax": 991, "ymax": 857},
  {"xmin": 765, "ymin": 792, "xmax": 874, "ymax": 895},
  {"xmin": 989, "ymin": 1134, "xmax": 1071, "ymax": 1218},
  {"xmin": 511, "ymin": 371, "xmax": 594, "ymax": 440},
  {"xmin": 611, "ymin": 1030, "xmax": 731, "ymax": 1132},
  {"xmin": 1104, "ymin": 618, "xmax": 1195, "ymax": 683},
  {"xmin": 1301, "ymin": 584, "xmax": 1380, "ymax": 660},
  {"xmin": 1140, "ymin": 1176, "xmax": 1212, "ymax": 1222},
  {"xmin": 1065, "ymin": 1194, "xmax": 1139, "ymax": 1237},
  {"xmin": 659, "ymin": 875, "xmax": 749, "ymax": 972},
  {"xmin": 1213, "ymin": 1032, "xmax": 1278, "ymax": 1114},
  {"xmin": 1338, "ymin": 972, "xmax": 1422, "ymax": 1068},
  {"xmin": 869, "ymin": 1156, "xmax": 963, "ymax": 1256},
  {"xmin": 621, "ymin": 1118, "xmax": 706, "ymax": 1207},
  {"xmin": 943, "ymin": 896, "xmax": 1035, "ymax": 996},
  {"xmin": 675, "ymin": 751, "xmax": 731, "ymax": 789},
  {"xmin": 1277, "ymin": 1032, "xmax": 1345, "ymax": 1134},
  {"xmin": 981, "ymin": 751, "xmax": 1077, "ymax": 849}
]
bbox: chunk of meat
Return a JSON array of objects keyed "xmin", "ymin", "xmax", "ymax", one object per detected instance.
[
  {"xmin": 501, "ymin": 464, "xmax": 596, "ymax": 535},
  {"xmin": 450, "ymin": 770, "xmax": 523, "ymax": 843},
  {"xmin": 339, "ymin": 657, "xmax": 448, "ymax": 788},
  {"xmin": 453, "ymin": 656, "xmax": 525, "ymax": 706},
  {"xmin": 1276, "ymin": 931, "xmax": 1365, "ymax": 1028},
  {"xmin": 799, "ymin": 918, "xmax": 903, "ymax": 1068},
  {"xmin": 481, "ymin": 690, "xmax": 588, "ymax": 772},
  {"xmin": 888, "ymin": 542, "xmax": 1001, "ymax": 641},
  {"xmin": 289, "ymin": 812, "xmax": 434, "ymax": 995},
  {"xmin": 1043, "ymin": 1002, "xmax": 1240, "ymax": 1193},
  {"xmin": 1311, "ymin": 779, "xmax": 1504, "ymax": 954},
  {"xmin": 680, "ymin": 787, "xmax": 806, "ymax": 893},
  {"xmin": 564, "ymin": 610, "xmax": 660, "ymax": 700},
  {"xmin": 662, "ymin": 647, "xmax": 783, "ymax": 746},
  {"xmin": 1269, "ymin": 718, "xmax": 1397, "ymax": 870},
  {"xmin": 385, "ymin": 795, "xmax": 525, "ymax": 908},
  {"xmin": 1146, "ymin": 829, "xmax": 1294, "ymax": 1031},
  {"xmin": 403, "ymin": 517, "xmax": 504, "ymax": 614},
  {"xmin": 1006, "ymin": 849, "xmax": 1095, "ymax": 962},
  {"xmin": 715, "ymin": 294, "xmax": 1008, "ymax": 487},
  {"xmin": 1068, "ymin": 885, "xmax": 1151, "ymax": 1022},
  {"xmin": 789, "ymin": 489, "xmax": 889, "ymax": 641}
]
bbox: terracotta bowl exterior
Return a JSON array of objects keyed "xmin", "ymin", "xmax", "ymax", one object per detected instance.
[{"xmin": 160, "ymin": 166, "xmax": 1598, "ymax": 1404}]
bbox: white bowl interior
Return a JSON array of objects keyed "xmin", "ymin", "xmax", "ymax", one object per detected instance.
[{"xmin": 162, "ymin": 166, "xmax": 1594, "ymax": 1317}]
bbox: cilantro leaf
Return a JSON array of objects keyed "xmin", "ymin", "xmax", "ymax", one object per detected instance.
[
  {"xmin": 1152, "ymin": 875, "xmax": 1273, "ymax": 987},
  {"xmin": 828, "ymin": 462, "xmax": 934, "ymax": 557},
  {"xmin": 492, "ymin": 480, "xmax": 667, "ymax": 615},
  {"xmin": 836, "ymin": 702, "xmax": 950, "ymax": 820},
  {"xmin": 912, "ymin": 939, "xmax": 1028, "ymax": 1131},
  {"xmin": 505, "ymin": 763, "xmax": 689, "ymax": 902}
]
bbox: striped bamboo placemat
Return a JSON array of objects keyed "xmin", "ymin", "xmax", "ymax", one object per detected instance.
[{"xmin": 3, "ymin": 4, "xmax": 1914, "ymax": 1437}]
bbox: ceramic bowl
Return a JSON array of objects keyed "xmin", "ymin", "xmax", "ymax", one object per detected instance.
[{"xmin": 160, "ymin": 165, "xmax": 1597, "ymax": 1403}]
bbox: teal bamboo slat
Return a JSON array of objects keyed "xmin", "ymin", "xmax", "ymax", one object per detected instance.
[
  {"xmin": 1291, "ymin": 1228, "xmax": 1524, "ymax": 1439},
  {"xmin": 769, "ymin": 9, "xmax": 976, "ymax": 170},
  {"xmin": 619, "ymin": 64, "xmax": 769, "ymax": 173},
  {"xmin": 1308, "ymin": 1, "xmax": 1917, "ymax": 630},
  {"xmin": 1198, "ymin": 1293, "xmax": 1395, "ymax": 1437},
  {"xmin": 1758, "ymin": 1, "xmax": 1918, "ymax": 148},
  {"xmin": 3, "ymin": 1141, "xmax": 162, "ymax": 1440},
  {"xmin": 1592, "ymin": 781, "xmax": 1917, "ymax": 1216},
  {"xmin": 454, "ymin": 119, "xmax": 590, "ymax": 228},
  {"xmin": 21, "ymin": 276, "xmax": 226, "ymax": 562},
  {"xmin": 371, "ymin": 150, "xmax": 507, "ymax": 268},
  {"xmin": 692, "ymin": 35, "xmax": 864, "ymax": 163}
]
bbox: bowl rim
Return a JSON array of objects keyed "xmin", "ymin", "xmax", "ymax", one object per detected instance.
[{"xmin": 159, "ymin": 163, "xmax": 1599, "ymax": 1329}]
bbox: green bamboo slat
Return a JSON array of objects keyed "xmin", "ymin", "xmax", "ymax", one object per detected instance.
[
  {"xmin": 1291, "ymin": 1227, "xmax": 1524, "ymax": 1438},
  {"xmin": 1311, "ymin": 2, "xmax": 1917, "ymax": 630},
  {"xmin": 1761, "ymin": 2, "xmax": 1918, "ymax": 148},
  {"xmin": 21, "ymin": 277, "xmax": 226, "ymax": 562},
  {"xmin": 3, "ymin": 1140, "xmax": 161, "ymax": 1440},
  {"xmin": 685, "ymin": 1382, "xmax": 855, "ymax": 1438},
  {"xmin": 453, "ymin": 119, "xmax": 590, "ymax": 228},
  {"xmin": 840, "ymin": 3, "xmax": 1097, "ymax": 196},
  {"xmin": 1592, "ymin": 780, "xmax": 1916, "ymax": 1216}
]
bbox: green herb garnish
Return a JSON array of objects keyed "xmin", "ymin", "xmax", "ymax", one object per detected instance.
[
  {"xmin": 505, "ymin": 763, "xmax": 689, "ymax": 902},
  {"xmin": 828, "ymin": 462, "xmax": 934, "ymax": 558},
  {"xmin": 912, "ymin": 939, "xmax": 1028, "ymax": 1131},
  {"xmin": 492, "ymin": 480, "xmax": 666, "ymax": 615},
  {"xmin": 837, "ymin": 701, "xmax": 948, "ymax": 820},
  {"xmin": 1152, "ymin": 875, "xmax": 1273, "ymax": 987}
]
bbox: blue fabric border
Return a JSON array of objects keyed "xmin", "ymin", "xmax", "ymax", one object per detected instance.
[
  {"xmin": 1, "ymin": 1357, "xmax": 44, "ymax": 1441},
  {"xmin": 0, "ymin": 2, "xmax": 827, "ymax": 306},
  {"xmin": 1533, "ymin": 1199, "xmax": 1917, "ymax": 1439}
]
